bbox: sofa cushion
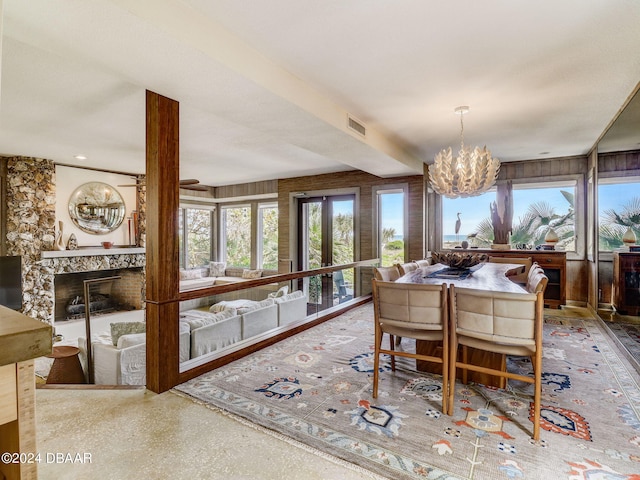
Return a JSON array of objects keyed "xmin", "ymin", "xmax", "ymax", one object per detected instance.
[
  {"xmin": 179, "ymin": 309, "xmax": 237, "ymax": 331},
  {"xmin": 210, "ymin": 299, "xmax": 259, "ymax": 314},
  {"xmin": 179, "ymin": 269, "xmax": 202, "ymax": 280},
  {"xmin": 274, "ymin": 290, "xmax": 305, "ymax": 303},
  {"xmin": 212, "ymin": 276, "xmax": 243, "ymax": 285},
  {"xmin": 117, "ymin": 332, "xmax": 147, "ymax": 349},
  {"xmin": 242, "ymin": 269, "xmax": 263, "ymax": 279},
  {"xmin": 180, "ymin": 277, "xmax": 216, "ymax": 291},
  {"xmin": 110, "ymin": 321, "xmax": 146, "ymax": 346},
  {"xmin": 242, "ymin": 298, "xmax": 274, "ymax": 312},
  {"xmin": 209, "ymin": 261, "xmax": 227, "ymax": 277}
]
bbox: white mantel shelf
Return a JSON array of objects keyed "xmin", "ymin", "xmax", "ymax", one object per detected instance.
[{"xmin": 41, "ymin": 247, "xmax": 145, "ymax": 259}]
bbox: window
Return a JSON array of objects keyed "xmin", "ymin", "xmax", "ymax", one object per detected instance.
[
  {"xmin": 442, "ymin": 180, "xmax": 577, "ymax": 251},
  {"xmin": 258, "ymin": 204, "xmax": 278, "ymax": 269},
  {"xmin": 375, "ymin": 186, "xmax": 407, "ymax": 266},
  {"xmin": 221, "ymin": 206, "xmax": 252, "ymax": 267},
  {"xmin": 598, "ymin": 176, "xmax": 640, "ymax": 251},
  {"xmin": 442, "ymin": 190, "xmax": 496, "ymax": 248},
  {"xmin": 179, "ymin": 207, "xmax": 213, "ymax": 268}
]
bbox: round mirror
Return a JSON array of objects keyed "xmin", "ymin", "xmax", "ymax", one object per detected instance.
[{"xmin": 68, "ymin": 182, "xmax": 126, "ymax": 234}]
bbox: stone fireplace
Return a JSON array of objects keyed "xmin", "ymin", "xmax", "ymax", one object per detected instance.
[
  {"xmin": 41, "ymin": 248, "xmax": 146, "ymax": 325},
  {"xmin": 4, "ymin": 156, "xmax": 147, "ymax": 325}
]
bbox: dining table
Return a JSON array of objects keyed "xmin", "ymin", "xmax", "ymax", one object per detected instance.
[{"xmin": 395, "ymin": 261, "xmax": 528, "ymax": 387}]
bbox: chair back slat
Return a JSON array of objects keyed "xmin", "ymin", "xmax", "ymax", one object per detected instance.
[
  {"xmin": 397, "ymin": 262, "xmax": 419, "ymax": 276},
  {"xmin": 526, "ymin": 263, "xmax": 548, "ymax": 294},
  {"xmin": 414, "ymin": 259, "xmax": 431, "ymax": 268},
  {"xmin": 374, "ymin": 265, "xmax": 401, "ymax": 282}
]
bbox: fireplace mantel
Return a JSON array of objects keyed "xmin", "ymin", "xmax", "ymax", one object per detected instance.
[{"xmin": 41, "ymin": 247, "xmax": 145, "ymax": 259}]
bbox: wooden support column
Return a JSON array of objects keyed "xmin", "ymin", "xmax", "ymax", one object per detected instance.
[{"xmin": 145, "ymin": 90, "xmax": 180, "ymax": 393}]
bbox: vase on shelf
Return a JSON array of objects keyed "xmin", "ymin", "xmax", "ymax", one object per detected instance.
[
  {"xmin": 544, "ymin": 227, "xmax": 559, "ymax": 244},
  {"xmin": 67, "ymin": 233, "xmax": 78, "ymax": 250},
  {"xmin": 54, "ymin": 220, "xmax": 65, "ymax": 251},
  {"xmin": 622, "ymin": 227, "xmax": 637, "ymax": 246}
]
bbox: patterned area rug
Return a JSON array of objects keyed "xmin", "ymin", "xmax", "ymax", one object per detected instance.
[{"xmin": 174, "ymin": 305, "xmax": 640, "ymax": 480}]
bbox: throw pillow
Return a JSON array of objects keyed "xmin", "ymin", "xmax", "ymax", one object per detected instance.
[
  {"xmin": 111, "ymin": 321, "xmax": 146, "ymax": 346},
  {"xmin": 268, "ymin": 286, "xmax": 289, "ymax": 298},
  {"xmin": 209, "ymin": 261, "xmax": 227, "ymax": 277},
  {"xmin": 179, "ymin": 269, "xmax": 202, "ymax": 280},
  {"xmin": 241, "ymin": 269, "xmax": 263, "ymax": 279}
]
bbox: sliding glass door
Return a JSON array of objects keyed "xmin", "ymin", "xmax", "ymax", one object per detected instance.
[{"xmin": 298, "ymin": 195, "xmax": 355, "ymax": 310}]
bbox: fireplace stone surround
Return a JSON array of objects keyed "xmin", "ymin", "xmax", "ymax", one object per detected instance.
[{"xmin": 43, "ymin": 248, "xmax": 146, "ymax": 323}]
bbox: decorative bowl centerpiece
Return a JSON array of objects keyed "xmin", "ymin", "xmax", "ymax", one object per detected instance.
[{"xmin": 431, "ymin": 251, "xmax": 488, "ymax": 269}]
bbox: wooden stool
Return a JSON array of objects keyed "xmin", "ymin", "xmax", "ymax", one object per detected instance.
[{"xmin": 46, "ymin": 346, "xmax": 86, "ymax": 384}]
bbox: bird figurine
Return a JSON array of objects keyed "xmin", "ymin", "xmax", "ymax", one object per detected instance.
[{"xmin": 455, "ymin": 212, "xmax": 462, "ymax": 243}]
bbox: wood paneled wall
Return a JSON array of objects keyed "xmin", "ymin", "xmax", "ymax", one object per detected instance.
[
  {"xmin": 278, "ymin": 170, "xmax": 425, "ymax": 269},
  {"xmin": 598, "ymin": 150, "xmax": 640, "ymax": 174},
  {"xmin": 497, "ymin": 155, "xmax": 587, "ymax": 179}
]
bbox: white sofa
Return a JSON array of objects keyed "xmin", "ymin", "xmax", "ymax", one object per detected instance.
[
  {"xmin": 78, "ymin": 323, "xmax": 191, "ymax": 385},
  {"xmin": 180, "ymin": 309, "xmax": 243, "ymax": 358},
  {"xmin": 274, "ymin": 290, "xmax": 307, "ymax": 326},
  {"xmin": 183, "ymin": 293, "xmax": 309, "ymax": 359}
]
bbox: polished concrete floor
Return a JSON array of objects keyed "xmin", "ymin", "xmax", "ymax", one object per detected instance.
[{"xmin": 35, "ymin": 388, "xmax": 380, "ymax": 480}]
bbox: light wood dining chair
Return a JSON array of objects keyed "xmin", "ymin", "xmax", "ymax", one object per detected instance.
[
  {"xmin": 414, "ymin": 259, "xmax": 431, "ymax": 268},
  {"xmin": 372, "ymin": 279, "xmax": 450, "ymax": 415},
  {"xmin": 397, "ymin": 262, "xmax": 419, "ymax": 276},
  {"xmin": 374, "ymin": 265, "xmax": 401, "ymax": 282},
  {"xmin": 448, "ymin": 285, "xmax": 544, "ymax": 440},
  {"xmin": 488, "ymin": 256, "xmax": 532, "ymax": 284},
  {"xmin": 526, "ymin": 263, "xmax": 548, "ymax": 294}
]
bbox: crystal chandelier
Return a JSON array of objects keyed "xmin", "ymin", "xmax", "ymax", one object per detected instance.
[{"xmin": 429, "ymin": 106, "xmax": 500, "ymax": 199}]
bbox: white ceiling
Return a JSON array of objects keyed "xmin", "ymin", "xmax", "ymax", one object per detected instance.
[{"xmin": 1, "ymin": 0, "xmax": 639, "ymax": 187}]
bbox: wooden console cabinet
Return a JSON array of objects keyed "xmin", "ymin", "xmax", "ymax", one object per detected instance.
[
  {"xmin": 613, "ymin": 252, "xmax": 640, "ymax": 315},
  {"xmin": 450, "ymin": 249, "xmax": 567, "ymax": 308}
]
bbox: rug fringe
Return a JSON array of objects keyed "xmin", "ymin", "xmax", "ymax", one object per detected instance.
[{"xmin": 170, "ymin": 389, "xmax": 390, "ymax": 480}]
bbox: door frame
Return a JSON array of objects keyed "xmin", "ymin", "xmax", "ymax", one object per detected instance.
[
  {"xmin": 289, "ymin": 188, "xmax": 360, "ymax": 274},
  {"xmin": 297, "ymin": 193, "xmax": 356, "ymax": 309}
]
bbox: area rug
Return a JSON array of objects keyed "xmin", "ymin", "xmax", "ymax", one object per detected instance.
[{"xmin": 174, "ymin": 305, "xmax": 640, "ymax": 480}]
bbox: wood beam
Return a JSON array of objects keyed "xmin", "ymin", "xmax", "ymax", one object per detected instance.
[{"xmin": 145, "ymin": 90, "xmax": 180, "ymax": 393}]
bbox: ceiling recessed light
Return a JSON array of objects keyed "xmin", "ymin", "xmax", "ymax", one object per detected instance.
[{"xmin": 74, "ymin": 154, "xmax": 88, "ymax": 160}]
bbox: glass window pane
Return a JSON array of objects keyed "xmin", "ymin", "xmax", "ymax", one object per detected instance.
[
  {"xmin": 442, "ymin": 191, "xmax": 496, "ymax": 248},
  {"xmin": 259, "ymin": 205, "xmax": 278, "ymax": 270},
  {"xmin": 223, "ymin": 206, "xmax": 252, "ymax": 267},
  {"xmin": 379, "ymin": 191, "xmax": 405, "ymax": 266},
  {"xmin": 331, "ymin": 199, "xmax": 354, "ymax": 266},
  {"xmin": 443, "ymin": 183, "xmax": 576, "ymax": 251},
  {"xmin": 186, "ymin": 208, "xmax": 211, "ymax": 268},
  {"xmin": 512, "ymin": 184, "xmax": 575, "ymax": 251},
  {"xmin": 599, "ymin": 180, "xmax": 640, "ymax": 251}
]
